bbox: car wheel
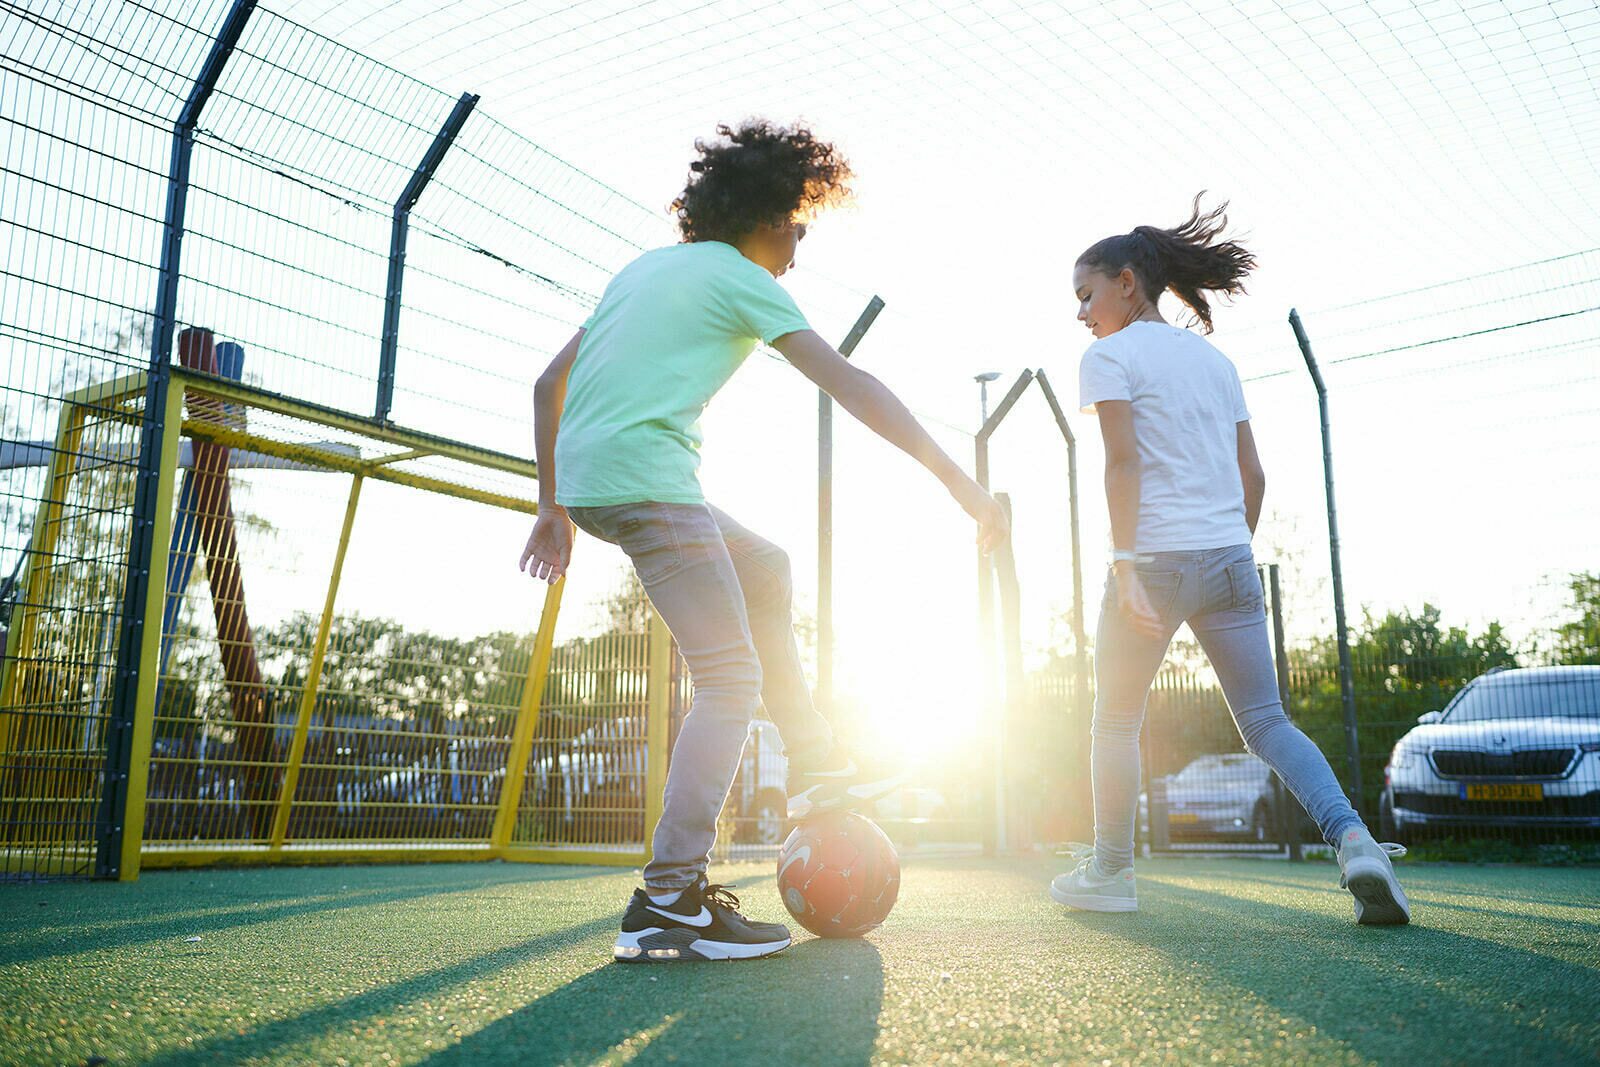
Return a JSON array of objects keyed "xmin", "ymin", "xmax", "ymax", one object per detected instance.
[
  {"xmin": 1378, "ymin": 790, "xmax": 1407, "ymax": 846},
  {"xmin": 749, "ymin": 788, "xmax": 788, "ymax": 845},
  {"xmin": 1251, "ymin": 802, "xmax": 1270, "ymax": 843}
]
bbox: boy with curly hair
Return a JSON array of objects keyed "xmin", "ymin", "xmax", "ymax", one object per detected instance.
[{"xmin": 520, "ymin": 120, "xmax": 1007, "ymax": 962}]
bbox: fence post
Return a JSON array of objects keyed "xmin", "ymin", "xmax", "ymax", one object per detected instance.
[
  {"xmin": 270, "ymin": 474, "xmax": 363, "ymax": 853},
  {"xmin": 376, "ymin": 92, "xmax": 479, "ymax": 422},
  {"xmin": 816, "ymin": 295, "xmax": 884, "ymax": 713},
  {"xmin": 992, "ymin": 493, "xmax": 1024, "ymax": 849},
  {"xmin": 1031, "ymin": 371, "xmax": 1089, "ymax": 811},
  {"xmin": 643, "ymin": 606, "xmax": 673, "ymax": 858},
  {"xmin": 974, "ymin": 371, "xmax": 1033, "ymax": 855},
  {"xmin": 98, "ymin": 0, "xmax": 258, "ymax": 880},
  {"xmin": 1268, "ymin": 564, "xmax": 1303, "ymax": 861},
  {"xmin": 1289, "ymin": 309, "xmax": 1363, "ymax": 818},
  {"xmin": 491, "ymin": 577, "xmax": 565, "ymax": 853}
]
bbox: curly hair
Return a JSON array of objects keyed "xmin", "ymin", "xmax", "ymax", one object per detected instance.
[
  {"xmin": 671, "ymin": 120, "xmax": 853, "ymax": 244},
  {"xmin": 1076, "ymin": 194, "xmax": 1257, "ymax": 334}
]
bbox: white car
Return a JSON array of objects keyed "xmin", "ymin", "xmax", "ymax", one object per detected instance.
[
  {"xmin": 1380, "ymin": 665, "xmax": 1600, "ymax": 842},
  {"xmin": 733, "ymin": 719, "xmax": 790, "ymax": 844},
  {"xmin": 1148, "ymin": 752, "xmax": 1299, "ymax": 843}
]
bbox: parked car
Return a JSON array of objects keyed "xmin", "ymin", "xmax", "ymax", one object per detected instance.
[
  {"xmin": 1380, "ymin": 665, "xmax": 1600, "ymax": 843},
  {"xmin": 732, "ymin": 719, "xmax": 789, "ymax": 844},
  {"xmin": 529, "ymin": 715, "xmax": 647, "ymax": 843},
  {"xmin": 1148, "ymin": 752, "xmax": 1303, "ymax": 842}
]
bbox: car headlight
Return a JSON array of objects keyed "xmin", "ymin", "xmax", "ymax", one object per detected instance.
[{"xmin": 1389, "ymin": 745, "xmax": 1420, "ymax": 772}]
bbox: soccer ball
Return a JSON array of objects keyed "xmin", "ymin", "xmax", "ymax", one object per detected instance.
[{"xmin": 775, "ymin": 811, "xmax": 900, "ymax": 937}]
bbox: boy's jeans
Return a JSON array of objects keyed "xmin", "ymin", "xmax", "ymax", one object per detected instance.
[
  {"xmin": 1092, "ymin": 543, "xmax": 1363, "ymax": 873},
  {"xmin": 568, "ymin": 501, "xmax": 834, "ymax": 891}
]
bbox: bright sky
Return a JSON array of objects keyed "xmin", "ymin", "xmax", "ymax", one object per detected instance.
[
  {"xmin": 10, "ymin": 0, "xmax": 1598, "ymax": 757},
  {"xmin": 262, "ymin": 0, "xmax": 1600, "ymax": 752}
]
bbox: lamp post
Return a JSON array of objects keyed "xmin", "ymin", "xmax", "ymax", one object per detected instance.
[{"xmin": 975, "ymin": 371, "xmax": 1001, "ymax": 424}]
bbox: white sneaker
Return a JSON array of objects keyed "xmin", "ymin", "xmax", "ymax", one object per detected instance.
[
  {"xmin": 1049, "ymin": 843, "xmax": 1138, "ymax": 913},
  {"xmin": 1336, "ymin": 826, "xmax": 1410, "ymax": 925}
]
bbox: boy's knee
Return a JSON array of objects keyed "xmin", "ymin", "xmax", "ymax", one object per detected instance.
[{"xmin": 690, "ymin": 650, "xmax": 763, "ymax": 715}]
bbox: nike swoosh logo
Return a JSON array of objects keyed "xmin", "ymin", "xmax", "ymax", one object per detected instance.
[
  {"xmin": 647, "ymin": 904, "xmax": 713, "ymax": 927},
  {"xmin": 777, "ymin": 845, "xmax": 812, "ymax": 884}
]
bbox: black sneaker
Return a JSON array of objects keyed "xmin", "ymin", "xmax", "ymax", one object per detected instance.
[
  {"xmin": 613, "ymin": 876, "xmax": 792, "ymax": 963},
  {"xmin": 786, "ymin": 745, "xmax": 904, "ymax": 820}
]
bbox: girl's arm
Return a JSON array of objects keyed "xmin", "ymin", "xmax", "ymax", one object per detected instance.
[
  {"xmin": 1094, "ymin": 399, "xmax": 1163, "ymax": 637},
  {"xmin": 1094, "ymin": 400, "xmax": 1142, "ymax": 559},
  {"xmin": 1237, "ymin": 421, "xmax": 1265, "ymax": 535},
  {"xmin": 772, "ymin": 329, "xmax": 1008, "ymax": 552},
  {"xmin": 520, "ymin": 329, "xmax": 584, "ymax": 583}
]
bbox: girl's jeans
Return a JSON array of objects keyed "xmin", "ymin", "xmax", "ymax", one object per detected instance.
[
  {"xmin": 1092, "ymin": 543, "xmax": 1363, "ymax": 872},
  {"xmin": 568, "ymin": 501, "xmax": 834, "ymax": 892}
]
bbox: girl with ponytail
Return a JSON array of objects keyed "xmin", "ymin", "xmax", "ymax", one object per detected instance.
[{"xmin": 1050, "ymin": 196, "xmax": 1411, "ymax": 925}]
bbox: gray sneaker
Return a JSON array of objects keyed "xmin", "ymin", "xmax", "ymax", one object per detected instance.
[
  {"xmin": 1336, "ymin": 826, "xmax": 1410, "ymax": 925},
  {"xmin": 1049, "ymin": 843, "xmax": 1138, "ymax": 913}
]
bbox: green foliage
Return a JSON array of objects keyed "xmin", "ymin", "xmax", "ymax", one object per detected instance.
[
  {"xmin": 1286, "ymin": 603, "xmax": 1519, "ymax": 814},
  {"xmin": 1553, "ymin": 571, "xmax": 1600, "ymax": 665}
]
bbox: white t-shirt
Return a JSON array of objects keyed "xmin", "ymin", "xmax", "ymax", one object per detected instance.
[{"xmin": 1078, "ymin": 321, "xmax": 1252, "ymax": 552}]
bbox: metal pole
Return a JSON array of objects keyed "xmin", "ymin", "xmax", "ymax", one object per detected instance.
[
  {"xmin": 1031, "ymin": 371, "xmax": 1085, "ymax": 691},
  {"xmin": 1289, "ymin": 309, "xmax": 1363, "ymax": 819},
  {"xmin": 98, "ymin": 0, "xmax": 258, "ymax": 879},
  {"xmin": 376, "ymin": 92, "xmax": 479, "ymax": 422},
  {"xmin": 816, "ymin": 296, "xmax": 884, "ymax": 713},
  {"xmin": 974, "ymin": 371, "xmax": 1032, "ymax": 855},
  {"xmin": 993, "ymin": 492, "xmax": 1023, "ymax": 851},
  {"xmin": 1268, "ymin": 564, "xmax": 1303, "ymax": 861}
]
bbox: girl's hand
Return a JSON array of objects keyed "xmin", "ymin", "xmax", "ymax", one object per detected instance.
[
  {"xmin": 1115, "ymin": 566, "xmax": 1165, "ymax": 637},
  {"xmin": 952, "ymin": 479, "xmax": 1010, "ymax": 554},
  {"xmin": 520, "ymin": 508, "xmax": 574, "ymax": 585}
]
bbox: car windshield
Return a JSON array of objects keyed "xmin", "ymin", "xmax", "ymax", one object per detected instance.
[{"xmin": 1445, "ymin": 676, "xmax": 1600, "ymax": 722}]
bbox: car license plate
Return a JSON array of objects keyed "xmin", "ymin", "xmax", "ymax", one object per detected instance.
[
  {"xmin": 1460, "ymin": 783, "xmax": 1544, "ymax": 802},
  {"xmin": 1169, "ymin": 812, "xmax": 1200, "ymax": 824}
]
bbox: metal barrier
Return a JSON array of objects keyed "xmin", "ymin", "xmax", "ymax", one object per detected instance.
[{"xmin": 1, "ymin": 349, "xmax": 675, "ymax": 878}]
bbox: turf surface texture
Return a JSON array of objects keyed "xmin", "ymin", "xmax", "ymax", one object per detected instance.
[{"xmin": 3, "ymin": 855, "xmax": 1597, "ymax": 1065}]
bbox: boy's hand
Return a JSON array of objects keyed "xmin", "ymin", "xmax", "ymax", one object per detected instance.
[
  {"xmin": 520, "ymin": 508, "xmax": 574, "ymax": 584},
  {"xmin": 952, "ymin": 479, "xmax": 1009, "ymax": 554}
]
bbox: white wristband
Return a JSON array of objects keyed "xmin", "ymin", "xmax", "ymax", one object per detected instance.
[{"xmin": 1112, "ymin": 550, "xmax": 1140, "ymax": 563}]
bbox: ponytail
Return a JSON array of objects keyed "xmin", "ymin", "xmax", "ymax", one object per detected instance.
[{"xmin": 1076, "ymin": 193, "xmax": 1256, "ymax": 333}]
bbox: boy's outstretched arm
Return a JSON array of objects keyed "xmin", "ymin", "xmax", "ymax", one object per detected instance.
[
  {"xmin": 520, "ymin": 329, "xmax": 584, "ymax": 584},
  {"xmin": 772, "ymin": 329, "xmax": 1009, "ymax": 552}
]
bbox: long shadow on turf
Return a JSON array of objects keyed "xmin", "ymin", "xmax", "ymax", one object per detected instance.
[
  {"xmin": 419, "ymin": 937, "xmax": 886, "ymax": 1067},
  {"xmin": 137, "ymin": 914, "xmax": 622, "ymax": 1066},
  {"xmin": 1075, "ymin": 876, "xmax": 1600, "ymax": 1064},
  {"xmin": 1180, "ymin": 867, "xmax": 1600, "ymax": 918},
  {"xmin": 0, "ymin": 863, "xmax": 609, "ymax": 967}
]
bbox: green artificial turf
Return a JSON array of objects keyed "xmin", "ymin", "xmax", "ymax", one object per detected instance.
[{"xmin": 3, "ymin": 854, "xmax": 1598, "ymax": 1065}]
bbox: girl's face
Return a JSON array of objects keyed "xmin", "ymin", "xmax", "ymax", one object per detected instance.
[{"xmin": 1073, "ymin": 262, "xmax": 1141, "ymax": 339}]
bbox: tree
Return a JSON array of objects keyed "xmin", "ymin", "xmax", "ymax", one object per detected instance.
[
  {"xmin": 1553, "ymin": 572, "xmax": 1600, "ymax": 665},
  {"xmin": 1288, "ymin": 603, "xmax": 1519, "ymax": 814}
]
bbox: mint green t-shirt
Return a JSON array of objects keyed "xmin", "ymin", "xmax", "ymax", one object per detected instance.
[{"xmin": 554, "ymin": 241, "xmax": 810, "ymax": 507}]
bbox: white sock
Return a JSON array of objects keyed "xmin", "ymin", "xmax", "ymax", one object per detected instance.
[{"xmin": 648, "ymin": 889, "xmax": 683, "ymax": 906}]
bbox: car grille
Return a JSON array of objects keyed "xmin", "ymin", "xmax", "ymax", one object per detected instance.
[
  {"xmin": 1394, "ymin": 791, "xmax": 1600, "ymax": 817},
  {"xmin": 1430, "ymin": 748, "xmax": 1576, "ymax": 778}
]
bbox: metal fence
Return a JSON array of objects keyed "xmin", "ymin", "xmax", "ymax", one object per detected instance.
[
  {"xmin": 0, "ymin": 0, "xmax": 676, "ymax": 879},
  {"xmin": 4, "ymin": 0, "xmax": 1596, "ymax": 882},
  {"xmin": 1010, "ymin": 567, "xmax": 1600, "ymax": 859}
]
